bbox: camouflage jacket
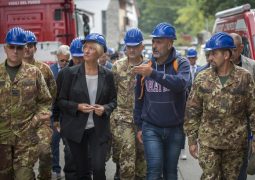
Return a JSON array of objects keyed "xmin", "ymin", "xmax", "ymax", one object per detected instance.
[
  {"xmin": 112, "ymin": 57, "xmax": 144, "ymax": 123},
  {"xmin": 31, "ymin": 59, "xmax": 57, "ymax": 100},
  {"xmin": 184, "ymin": 65, "xmax": 255, "ymax": 149},
  {"xmin": 0, "ymin": 60, "xmax": 52, "ymax": 145}
]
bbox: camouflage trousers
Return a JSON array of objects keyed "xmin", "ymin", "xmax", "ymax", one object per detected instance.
[
  {"xmin": 112, "ymin": 120, "xmax": 146, "ymax": 180},
  {"xmin": 198, "ymin": 145, "xmax": 245, "ymax": 180},
  {"xmin": 0, "ymin": 133, "xmax": 39, "ymax": 180},
  {"xmin": 37, "ymin": 124, "xmax": 53, "ymax": 180}
]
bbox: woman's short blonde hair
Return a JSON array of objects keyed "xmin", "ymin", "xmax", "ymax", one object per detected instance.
[{"xmin": 94, "ymin": 43, "xmax": 104, "ymax": 57}]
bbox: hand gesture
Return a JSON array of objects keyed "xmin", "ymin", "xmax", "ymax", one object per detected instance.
[
  {"xmin": 78, "ymin": 103, "xmax": 94, "ymax": 113},
  {"xmin": 93, "ymin": 104, "xmax": 105, "ymax": 116},
  {"xmin": 132, "ymin": 64, "xmax": 153, "ymax": 77}
]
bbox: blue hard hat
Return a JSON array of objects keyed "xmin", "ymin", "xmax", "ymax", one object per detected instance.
[
  {"xmin": 5, "ymin": 27, "xmax": 27, "ymax": 45},
  {"xmin": 186, "ymin": 48, "xmax": 197, "ymax": 58},
  {"xmin": 205, "ymin": 32, "xmax": 236, "ymax": 51},
  {"xmin": 151, "ymin": 22, "xmax": 176, "ymax": 40},
  {"xmin": 124, "ymin": 28, "xmax": 143, "ymax": 46},
  {"xmin": 84, "ymin": 33, "xmax": 107, "ymax": 53},
  {"xmin": 24, "ymin": 30, "xmax": 37, "ymax": 43},
  {"xmin": 70, "ymin": 37, "xmax": 84, "ymax": 57}
]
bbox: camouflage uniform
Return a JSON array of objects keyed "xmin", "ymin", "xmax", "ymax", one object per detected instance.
[
  {"xmin": 30, "ymin": 59, "xmax": 57, "ymax": 180},
  {"xmin": 184, "ymin": 65, "xmax": 255, "ymax": 180},
  {"xmin": 111, "ymin": 57, "xmax": 146, "ymax": 180},
  {"xmin": 0, "ymin": 61, "xmax": 52, "ymax": 180}
]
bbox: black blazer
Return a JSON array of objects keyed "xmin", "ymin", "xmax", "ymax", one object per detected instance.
[{"xmin": 58, "ymin": 62, "xmax": 117, "ymax": 143}]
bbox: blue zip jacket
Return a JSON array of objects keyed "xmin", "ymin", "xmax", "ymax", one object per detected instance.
[{"xmin": 134, "ymin": 47, "xmax": 191, "ymax": 130}]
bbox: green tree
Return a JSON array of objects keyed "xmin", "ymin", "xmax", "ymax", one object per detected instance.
[
  {"xmin": 136, "ymin": 0, "xmax": 186, "ymax": 35},
  {"xmin": 198, "ymin": 0, "xmax": 255, "ymax": 17},
  {"xmin": 175, "ymin": 0, "xmax": 212, "ymax": 35}
]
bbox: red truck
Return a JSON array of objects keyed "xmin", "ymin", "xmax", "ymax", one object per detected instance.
[
  {"xmin": 0, "ymin": 0, "xmax": 92, "ymax": 63},
  {"xmin": 213, "ymin": 4, "xmax": 255, "ymax": 60}
]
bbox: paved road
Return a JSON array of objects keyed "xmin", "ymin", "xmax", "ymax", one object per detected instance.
[{"xmin": 34, "ymin": 140, "xmax": 255, "ymax": 180}]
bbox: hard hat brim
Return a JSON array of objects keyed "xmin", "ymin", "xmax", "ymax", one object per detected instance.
[
  {"xmin": 72, "ymin": 53, "xmax": 84, "ymax": 57},
  {"xmin": 187, "ymin": 55, "xmax": 197, "ymax": 58},
  {"xmin": 83, "ymin": 40, "xmax": 107, "ymax": 53},
  {"xmin": 205, "ymin": 45, "xmax": 236, "ymax": 51},
  {"xmin": 7, "ymin": 42, "xmax": 26, "ymax": 46},
  {"xmin": 125, "ymin": 42, "xmax": 142, "ymax": 46},
  {"xmin": 150, "ymin": 35, "xmax": 177, "ymax": 40}
]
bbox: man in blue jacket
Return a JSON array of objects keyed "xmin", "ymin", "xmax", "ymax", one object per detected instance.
[
  {"xmin": 133, "ymin": 22, "xmax": 191, "ymax": 180},
  {"xmin": 50, "ymin": 45, "xmax": 70, "ymax": 178}
]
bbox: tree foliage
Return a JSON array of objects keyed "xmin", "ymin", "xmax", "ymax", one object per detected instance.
[
  {"xmin": 136, "ymin": 0, "xmax": 255, "ymax": 44},
  {"xmin": 136, "ymin": 0, "xmax": 186, "ymax": 35},
  {"xmin": 198, "ymin": 0, "xmax": 255, "ymax": 17},
  {"xmin": 175, "ymin": 0, "xmax": 213, "ymax": 36}
]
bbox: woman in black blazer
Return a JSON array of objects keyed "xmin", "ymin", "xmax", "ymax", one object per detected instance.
[{"xmin": 58, "ymin": 33, "xmax": 117, "ymax": 180}]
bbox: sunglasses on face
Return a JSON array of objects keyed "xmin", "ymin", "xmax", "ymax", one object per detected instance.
[
  {"xmin": 59, "ymin": 59, "xmax": 69, "ymax": 63},
  {"xmin": 7, "ymin": 45, "xmax": 25, "ymax": 50}
]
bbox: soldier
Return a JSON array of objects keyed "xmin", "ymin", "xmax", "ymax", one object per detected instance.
[
  {"xmin": 184, "ymin": 32, "xmax": 255, "ymax": 180},
  {"xmin": 0, "ymin": 27, "xmax": 52, "ymax": 180},
  {"xmin": 111, "ymin": 28, "xmax": 146, "ymax": 180},
  {"xmin": 230, "ymin": 33, "xmax": 255, "ymax": 180},
  {"xmin": 23, "ymin": 30, "xmax": 57, "ymax": 180}
]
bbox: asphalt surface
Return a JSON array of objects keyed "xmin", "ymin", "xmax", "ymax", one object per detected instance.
[{"xmin": 34, "ymin": 140, "xmax": 255, "ymax": 180}]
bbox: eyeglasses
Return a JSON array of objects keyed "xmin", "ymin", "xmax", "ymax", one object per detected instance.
[
  {"xmin": 7, "ymin": 45, "xmax": 25, "ymax": 50},
  {"xmin": 59, "ymin": 59, "xmax": 69, "ymax": 63}
]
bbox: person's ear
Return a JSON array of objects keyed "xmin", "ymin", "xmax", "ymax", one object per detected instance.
[
  {"xmin": 167, "ymin": 40, "xmax": 173, "ymax": 50},
  {"xmin": 224, "ymin": 50, "xmax": 231, "ymax": 60}
]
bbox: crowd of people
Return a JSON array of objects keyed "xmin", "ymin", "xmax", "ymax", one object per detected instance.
[{"xmin": 0, "ymin": 22, "xmax": 255, "ymax": 180}]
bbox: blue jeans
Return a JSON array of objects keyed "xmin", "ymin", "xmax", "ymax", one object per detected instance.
[{"xmin": 142, "ymin": 121, "xmax": 184, "ymax": 180}]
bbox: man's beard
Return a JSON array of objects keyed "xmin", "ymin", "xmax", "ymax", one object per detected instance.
[{"xmin": 211, "ymin": 64, "xmax": 218, "ymax": 73}]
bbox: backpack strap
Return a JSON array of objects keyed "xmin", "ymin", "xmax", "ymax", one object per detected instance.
[
  {"xmin": 172, "ymin": 59, "xmax": 178, "ymax": 73},
  {"xmin": 138, "ymin": 59, "xmax": 178, "ymax": 100}
]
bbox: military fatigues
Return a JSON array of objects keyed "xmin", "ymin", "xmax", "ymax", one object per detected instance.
[
  {"xmin": 184, "ymin": 65, "xmax": 255, "ymax": 180},
  {"xmin": 0, "ymin": 61, "xmax": 52, "ymax": 180},
  {"xmin": 31, "ymin": 59, "xmax": 57, "ymax": 180},
  {"xmin": 111, "ymin": 57, "xmax": 146, "ymax": 180}
]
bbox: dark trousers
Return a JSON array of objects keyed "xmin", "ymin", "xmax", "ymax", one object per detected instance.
[
  {"xmin": 67, "ymin": 128, "xmax": 108, "ymax": 180},
  {"xmin": 180, "ymin": 130, "xmax": 186, "ymax": 149},
  {"xmin": 63, "ymin": 138, "xmax": 77, "ymax": 180},
  {"xmin": 51, "ymin": 117, "xmax": 61, "ymax": 174}
]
